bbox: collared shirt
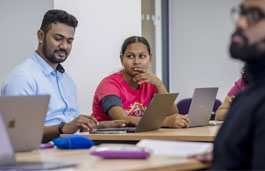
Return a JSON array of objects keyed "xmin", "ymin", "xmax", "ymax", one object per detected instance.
[{"xmin": 1, "ymin": 52, "xmax": 80, "ymax": 126}]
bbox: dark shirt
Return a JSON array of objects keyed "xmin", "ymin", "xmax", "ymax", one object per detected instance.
[
  {"xmin": 212, "ymin": 63, "xmax": 265, "ymax": 170},
  {"xmin": 101, "ymin": 95, "xmax": 123, "ymax": 115}
]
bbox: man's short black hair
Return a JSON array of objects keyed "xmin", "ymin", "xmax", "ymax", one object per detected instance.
[{"xmin": 40, "ymin": 9, "xmax": 78, "ymax": 34}]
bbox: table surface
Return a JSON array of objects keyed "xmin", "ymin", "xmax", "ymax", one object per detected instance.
[
  {"xmin": 75, "ymin": 125, "xmax": 221, "ymax": 142},
  {"xmin": 16, "ymin": 148, "xmax": 211, "ymax": 171}
]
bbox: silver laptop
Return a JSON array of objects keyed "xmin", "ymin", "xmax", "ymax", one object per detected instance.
[
  {"xmin": 188, "ymin": 87, "xmax": 218, "ymax": 127},
  {"xmin": 0, "ymin": 95, "xmax": 49, "ymax": 152},
  {"xmin": 91, "ymin": 93, "xmax": 179, "ymax": 133},
  {"xmin": 0, "ymin": 108, "xmax": 77, "ymax": 170}
]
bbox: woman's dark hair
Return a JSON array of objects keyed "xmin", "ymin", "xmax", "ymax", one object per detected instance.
[
  {"xmin": 120, "ymin": 36, "xmax": 151, "ymax": 55},
  {"xmin": 40, "ymin": 9, "xmax": 78, "ymax": 34},
  {"xmin": 241, "ymin": 64, "xmax": 250, "ymax": 86}
]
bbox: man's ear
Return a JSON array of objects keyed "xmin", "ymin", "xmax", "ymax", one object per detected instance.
[{"xmin": 37, "ymin": 30, "xmax": 45, "ymax": 44}]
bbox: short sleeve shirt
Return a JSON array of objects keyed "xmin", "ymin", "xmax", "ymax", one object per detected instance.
[
  {"xmin": 92, "ymin": 72, "xmax": 157, "ymax": 121},
  {"xmin": 228, "ymin": 78, "xmax": 245, "ymax": 97}
]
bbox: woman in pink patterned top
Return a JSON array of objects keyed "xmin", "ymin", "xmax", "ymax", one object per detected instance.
[
  {"xmin": 216, "ymin": 66, "xmax": 250, "ymax": 121},
  {"xmin": 92, "ymin": 36, "xmax": 189, "ymax": 128},
  {"xmin": 227, "ymin": 78, "xmax": 245, "ymax": 97}
]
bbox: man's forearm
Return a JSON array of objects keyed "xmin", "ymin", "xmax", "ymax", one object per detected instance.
[{"xmin": 42, "ymin": 125, "xmax": 60, "ymax": 143}]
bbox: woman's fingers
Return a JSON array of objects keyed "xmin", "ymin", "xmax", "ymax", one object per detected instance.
[{"xmin": 175, "ymin": 115, "xmax": 189, "ymax": 128}]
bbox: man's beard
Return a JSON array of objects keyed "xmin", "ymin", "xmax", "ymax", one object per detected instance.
[
  {"xmin": 230, "ymin": 29, "xmax": 265, "ymax": 64},
  {"xmin": 42, "ymin": 36, "xmax": 68, "ymax": 64}
]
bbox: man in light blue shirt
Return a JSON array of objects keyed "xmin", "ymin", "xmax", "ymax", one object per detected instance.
[
  {"xmin": 1, "ymin": 9, "xmax": 130, "ymax": 143},
  {"xmin": 2, "ymin": 52, "xmax": 79, "ymax": 126}
]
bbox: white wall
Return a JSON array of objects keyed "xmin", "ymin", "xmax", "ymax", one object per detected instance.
[
  {"xmin": 2, "ymin": 0, "xmax": 239, "ymax": 113},
  {"xmin": 0, "ymin": 0, "xmax": 54, "ymax": 86},
  {"xmin": 0, "ymin": 0, "xmax": 141, "ymax": 115},
  {"xmin": 54, "ymin": 0, "xmax": 141, "ymax": 114},
  {"xmin": 169, "ymin": 0, "xmax": 244, "ymax": 103}
]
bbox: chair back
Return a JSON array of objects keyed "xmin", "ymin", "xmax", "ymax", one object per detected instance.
[{"xmin": 177, "ymin": 98, "xmax": 222, "ymax": 115}]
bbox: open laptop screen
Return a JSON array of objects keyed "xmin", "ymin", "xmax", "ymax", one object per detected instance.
[
  {"xmin": 0, "ymin": 95, "xmax": 50, "ymax": 152},
  {"xmin": 0, "ymin": 108, "xmax": 78, "ymax": 170},
  {"xmin": 0, "ymin": 110, "xmax": 15, "ymax": 164},
  {"xmin": 188, "ymin": 87, "xmax": 218, "ymax": 127}
]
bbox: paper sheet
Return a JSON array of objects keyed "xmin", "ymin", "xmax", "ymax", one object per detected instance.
[{"xmin": 137, "ymin": 139, "xmax": 213, "ymax": 158}]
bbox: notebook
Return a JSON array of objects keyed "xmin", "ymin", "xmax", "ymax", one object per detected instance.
[
  {"xmin": 0, "ymin": 106, "xmax": 77, "ymax": 170},
  {"xmin": 188, "ymin": 87, "xmax": 218, "ymax": 127},
  {"xmin": 91, "ymin": 93, "xmax": 179, "ymax": 133},
  {"xmin": 0, "ymin": 95, "xmax": 49, "ymax": 152}
]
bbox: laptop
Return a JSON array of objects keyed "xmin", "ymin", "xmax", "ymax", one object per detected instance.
[
  {"xmin": 0, "ymin": 95, "xmax": 49, "ymax": 152},
  {"xmin": 0, "ymin": 108, "xmax": 77, "ymax": 170},
  {"xmin": 188, "ymin": 87, "xmax": 218, "ymax": 127},
  {"xmin": 91, "ymin": 93, "xmax": 179, "ymax": 133}
]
